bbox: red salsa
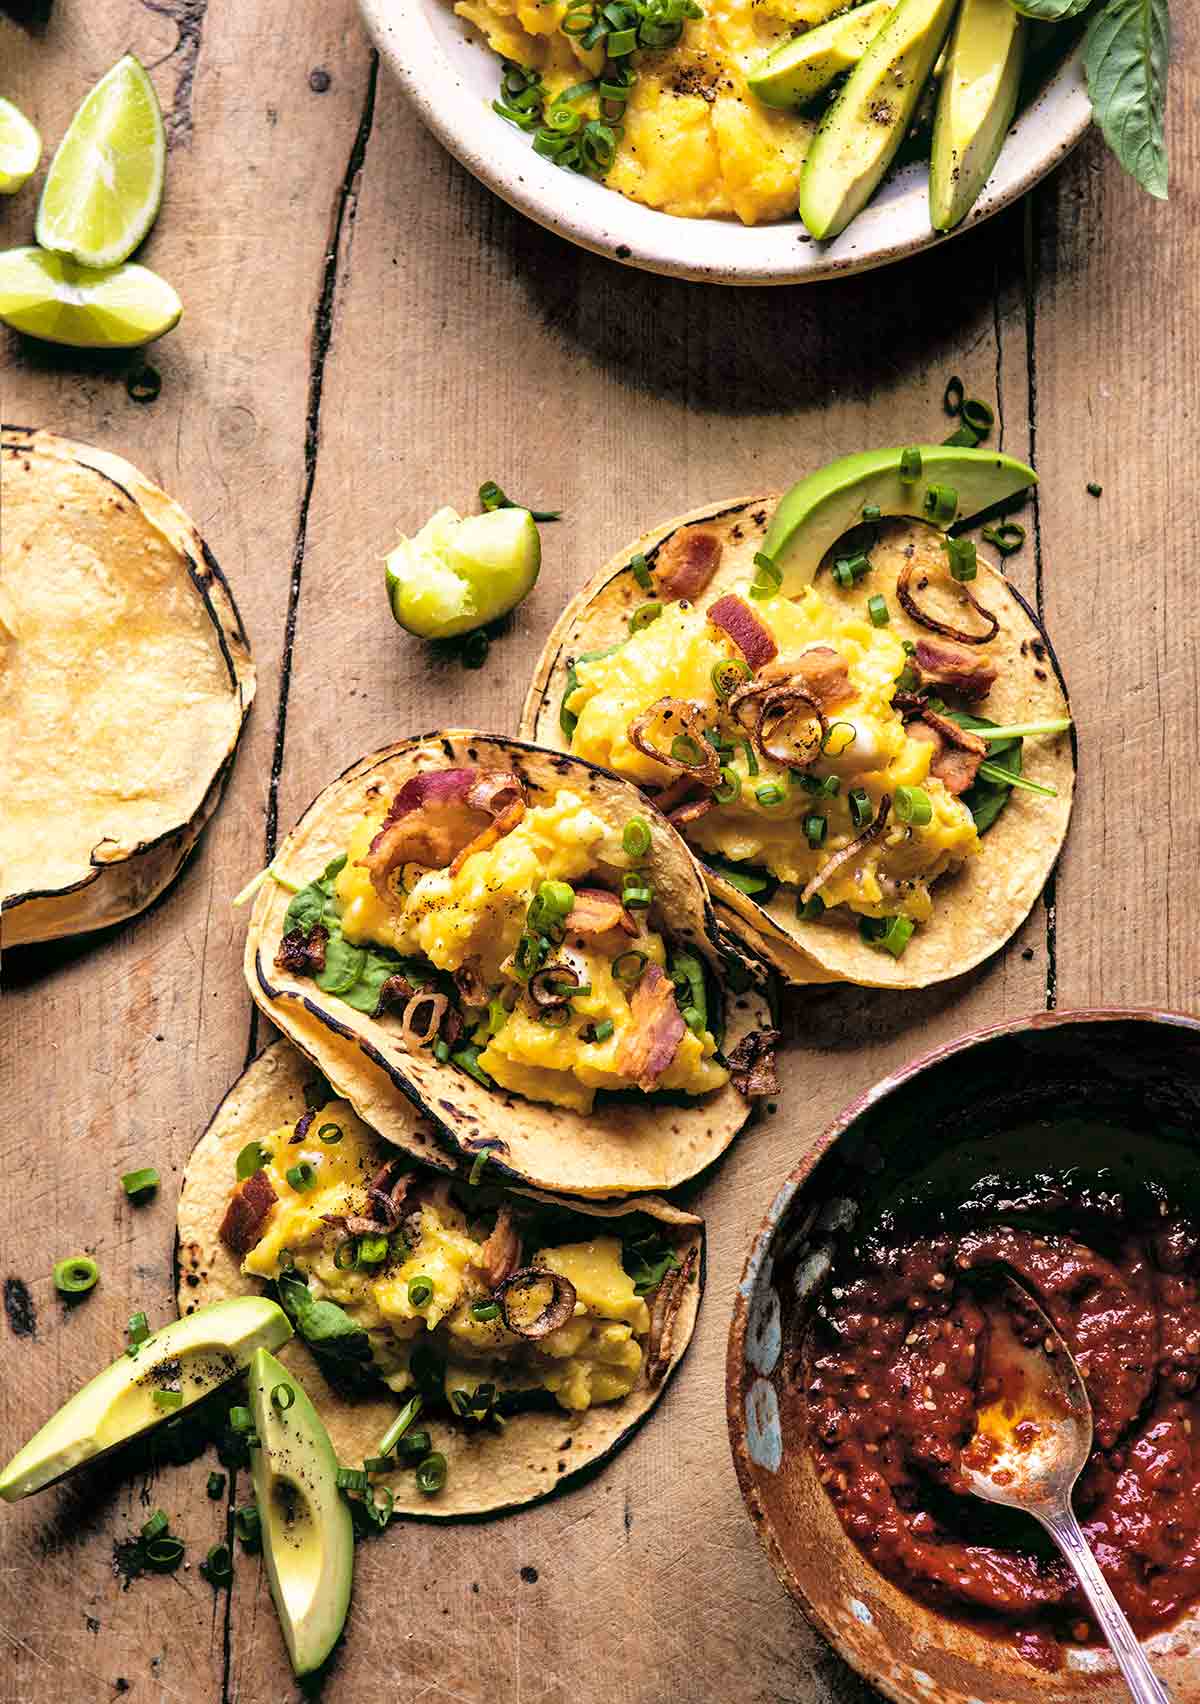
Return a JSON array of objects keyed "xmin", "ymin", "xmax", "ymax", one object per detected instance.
[{"xmin": 803, "ymin": 1170, "xmax": 1200, "ymax": 1666}]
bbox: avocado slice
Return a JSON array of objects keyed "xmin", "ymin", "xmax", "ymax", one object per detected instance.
[
  {"xmin": 763, "ymin": 445, "xmax": 1037, "ymax": 589},
  {"xmin": 798, "ymin": 0, "xmax": 959, "ymax": 240},
  {"xmin": 249, "ymin": 1348, "xmax": 353, "ymax": 1678},
  {"xmin": 0, "ymin": 1296, "xmax": 292, "ymax": 1501},
  {"xmin": 929, "ymin": 0, "xmax": 1025, "ymax": 231},
  {"xmin": 749, "ymin": 1, "xmax": 895, "ymax": 110}
]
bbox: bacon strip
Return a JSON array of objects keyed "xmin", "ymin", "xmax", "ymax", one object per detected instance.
[
  {"xmin": 913, "ymin": 638, "xmax": 998, "ymax": 702},
  {"xmin": 652, "ymin": 526, "xmax": 722, "ymax": 600},
  {"xmin": 220, "ymin": 1170, "xmax": 278, "ymax": 1258},
  {"xmin": 475, "ymin": 1206, "xmax": 523, "ymax": 1290},
  {"xmin": 908, "ymin": 720, "xmax": 985, "ymax": 798},
  {"xmin": 360, "ymin": 767, "xmax": 526, "ymax": 898},
  {"xmin": 707, "ymin": 595, "xmax": 777, "ymax": 670},
  {"xmin": 616, "ymin": 961, "xmax": 685, "ymax": 1091},
  {"xmin": 451, "ymin": 771, "xmax": 526, "ymax": 877},
  {"xmin": 669, "ymin": 796, "xmax": 716, "ymax": 829},
  {"xmin": 645, "ymin": 1246, "xmax": 696, "ymax": 1387},
  {"xmin": 790, "ymin": 646, "xmax": 854, "ymax": 711},
  {"xmin": 726, "ymin": 1028, "xmax": 781, "ymax": 1099},
  {"xmin": 565, "ymin": 887, "xmax": 637, "ymax": 938}
]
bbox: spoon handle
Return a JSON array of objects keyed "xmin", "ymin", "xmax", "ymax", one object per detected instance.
[{"xmin": 1040, "ymin": 1507, "xmax": 1171, "ymax": 1704}]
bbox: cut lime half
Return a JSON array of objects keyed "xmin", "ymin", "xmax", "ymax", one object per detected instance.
[
  {"xmin": 0, "ymin": 247, "xmax": 181, "ymax": 347},
  {"xmin": 0, "ymin": 98, "xmax": 42, "ymax": 194},
  {"xmin": 36, "ymin": 55, "xmax": 166, "ymax": 267},
  {"xmin": 386, "ymin": 505, "xmax": 542, "ymax": 639}
]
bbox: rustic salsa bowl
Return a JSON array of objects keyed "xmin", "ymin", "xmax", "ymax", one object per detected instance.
[{"xmin": 727, "ymin": 1009, "xmax": 1200, "ymax": 1704}]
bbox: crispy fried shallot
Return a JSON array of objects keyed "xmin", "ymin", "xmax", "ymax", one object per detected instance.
[
  {"xmin": 913, "ymin": 638, "xmax": 998, "ymax": 701},
  {"xmin": 897, "ymin": 558, "xmax": 999, "ymax": 646},
  {"xmin": 275, "ymin": 922, "xmax": 328, "ymax": 977},
  {"xmin": 475, "ymin": 1206, "xmax": 523, "ymax": 1290},
  {"xmin": 652, "ymin": 525, "xmax": 723, "ymax": 600},
  {"xmin": 565, "ymin": 887, "xmax": 637, "ymax": 938},
  {"xmin": 800, "ymin": 794, "xmax": 893, "ymax": 907},
  {"xmin": 375, "ymin": 972, "xmax": 417, "ymax": 1016},
  {"xmin": 320, "ymin": 1211, "xmax": 387, "ymax": 1241},
  {"xmin": 528, "ymin": 964, "xmax": 583, "ymax": 1009},
  {"xmin": 726, "ymin": 1028, "xmax": 782, "ymax": 1099},
  {"xmin": 628, "ymin": 699, "xmax": 722, "ymax": 789},
  {"xmin": 645, "ymin": 1245, "xmax": 697, "ymax": 1387},
  {"xmin": 615, "ymin": 961, "xmax": 686, "ymax": 1091},
  {"xmin": 453, "ymin": 958, "xmax": 488, "ymax": 1006},
  {"xmin": 399, "ymin": 990, "xmax": 449, "ymax": 1052},
  {"xmin": 289, "ymin": 1108, "xmax": 316, "ymax": 1145},
  {"xmin": 729, "ymin": 675, "xmax": 826, "ymax": 771},
  {"xmin": 496, "ymin": 1266, "xmax": 578, "ymax": 1339},
  {"xmin": 707, "ymin": 594, "xmax": 778, "ymax": 670},
  {"xmin": 367, "ymin": 1157, "xmax": 415, "ymax": 1228},
  {"xmin": 450, "ymin": 771, "xmax": 526, "ymax": 877},
  {"xmin": 220, "ymin": 1170, "xmax": 278, "ymax": 1257}
]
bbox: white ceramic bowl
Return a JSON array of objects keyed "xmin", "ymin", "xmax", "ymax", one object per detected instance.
[{"xmin": 360, "ymin": 0, "xmax": 1090, "ymax": 285}]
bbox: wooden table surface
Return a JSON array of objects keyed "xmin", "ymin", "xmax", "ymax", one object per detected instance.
[{"xmin": 2, "ymin": 2, "xmax": 1197, "ymax": 1700}]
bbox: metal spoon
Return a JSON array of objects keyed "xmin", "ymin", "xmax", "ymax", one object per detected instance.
[{"xmin": 961, "ymin": 1275, "xmax": 1171, "ymax": 1704}]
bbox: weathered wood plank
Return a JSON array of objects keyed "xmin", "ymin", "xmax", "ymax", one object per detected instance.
[{"xmin": 0, "ymin": 2, "xmax": 373, "ymax": 1699}]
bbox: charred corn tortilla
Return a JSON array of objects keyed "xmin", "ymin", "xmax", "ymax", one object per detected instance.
[
  {"xmin": 521, "ymin": 498, "xmax": 1073, "ymax": 990},
  {"xmin": 177, "ymin": 1040, "xmax": 703, "ymax": 1518},
  {"xmin": 245, "ymin": 732, "xmax": 775, "ymax": 1196},
  {"xmin": 0, "ymin": 426, "xmax": 254, "ymax": 947}
]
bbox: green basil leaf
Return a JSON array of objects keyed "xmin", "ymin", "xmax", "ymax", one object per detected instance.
[{"xmin": 1084, "ymin": 0, "xmax": 1170, "ymax": 199}]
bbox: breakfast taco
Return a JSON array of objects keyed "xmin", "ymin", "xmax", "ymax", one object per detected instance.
[
  {"xmin": 521, "ymin": 448, "xmax": 1074, "ymax": 989},
  {"xmin": 1, "ymin": 425, "xmax": 254, "ymax": 947},
  {"xmin": 242, "ymin": 732, "xmax": 776, "ymax": 1196},
  {"xmin": 177, "ymin": 1040, "xmax": 704, "ymax": 1518}
]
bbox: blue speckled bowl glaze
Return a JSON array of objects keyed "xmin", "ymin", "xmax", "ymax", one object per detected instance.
[{"xmin": 727, "ymin": 1009, "xmax": 1200, "ymax": 1704}]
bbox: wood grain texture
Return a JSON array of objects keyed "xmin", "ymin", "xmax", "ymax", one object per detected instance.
[{"xmin": 1, "ymin": 0, "xmax": 1194, "ymax": 1699}]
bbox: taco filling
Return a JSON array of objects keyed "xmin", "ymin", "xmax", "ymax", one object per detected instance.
[
  {"xmin": 220, "ymin": 1096, "xmax": 695, "ymax": 1425},
  {"xmin": 561, "ymin": 521, "xmax": 1068, "ymax": 958},
  {"xmin": 273, "ymin": 767, "xmax": 730, "ymax": 1114}
]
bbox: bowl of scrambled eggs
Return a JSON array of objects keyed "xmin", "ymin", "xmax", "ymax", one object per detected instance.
[{"xmin": 358, "ymin": 0, "xmax": 1087, "ymax": 282}]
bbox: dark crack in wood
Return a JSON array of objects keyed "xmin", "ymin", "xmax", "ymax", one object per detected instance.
[{"xmin": 140, "ymin": 0, "xmax": 209, "ymax": 147}]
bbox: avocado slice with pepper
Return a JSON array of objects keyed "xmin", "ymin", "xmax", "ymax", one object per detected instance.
[
  {"xmin": 929, "ymin": 0, "xmax": 1025, "ymax": 231},
  {"xmin": 0, "ymin": 1296, "xmax": 293, "ymax": 1500},
  {"xmin": 763, "ymin": 445, "xmax": 1037, "ymax": 590},
  {"xmin": 798, "ymin": 0, "xmax": 960, "ymax": 240},
  {"xmin": 249, "ymin": 1348, "xmax": 353, "ymax": 1678},
  {"xmin": 749, "ymin": 0, "xmax": 895, "ymax": 110}
]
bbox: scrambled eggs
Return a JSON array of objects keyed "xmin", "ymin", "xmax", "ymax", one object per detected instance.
[
  {"xmin": 244, "ymin": 1103, "xmax": 650, "ymax": 1412},
  {"xmin": 455, "ymin": 0, "xmax": 821, "ymax": 223},
  {"xmin": 566, "ymin": 585, "xmax": 981, "ymax": 922},
  {"xmin": 334, "ymin": 789, "xmax": 726, "ymax": 1112}
]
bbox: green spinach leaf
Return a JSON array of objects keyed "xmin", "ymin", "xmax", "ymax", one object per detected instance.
[
  {"xmin": 1010, "ymin": 0, "xmax": 1090, "ymax": 18},
  {"xmin": 283, "ymin": 854, "xmax": 348, "ymax": 935},
  {"xmin": 1085, "ymin": 0, "xmax": 1170, "ymax": 198},
  {"xmin": 622, "ymin": 1232, "xmax": 681, "ymax": 1297},
  {"xmin": 950, "ymin": 712, "xmax": 1022, "ymax": 835}
]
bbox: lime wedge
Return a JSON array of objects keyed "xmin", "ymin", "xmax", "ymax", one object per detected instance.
[
  {"xmin": 36, "ymin": 55, "xmax": 165, "ymax": 267},
  {"xmin": 0, "ymin": 98, "xmax": 41, "ymax": 194},
  {"xmin": 0, "ymin": 247, "xmax": 181, "ymax": 347}
]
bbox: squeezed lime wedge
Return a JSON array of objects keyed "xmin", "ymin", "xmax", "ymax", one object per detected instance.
[
  {"xmin": 386, "ymin": 505, "xmax": 541, "ymax": 638},
  {"xmin": 36, "ymin": 54, "xmax": 166, "ymax": 267},
  {"xmin": 0, "ymin": 247, "xmax": 181, "ymax": 347},
  {"xmin": 0, "ymin": 98, "xmax": 41, "ymax": 194}
]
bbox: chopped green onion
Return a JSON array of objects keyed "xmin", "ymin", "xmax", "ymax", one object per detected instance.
[
  {"xmin": 630, "ymin": 600, "xmax": 663, "ymax": 632},
  {"xmin": 285, "ymin": 1161, "xmax": 316, "ymax": 1192},
  {"xmin": 714, "ymin": 765, "xmax": 740, "ymax": 805},
  {"xmin": 145, "ymin": 1536, "xmax": 185, "ymax": 1571},
  {"xmin": 229, "ymin": 1406, "xmax": 254, "ymax": 1434},
  {"xmin": 202, "ymin": 1543, "xmax": 233, "ymax": 1586},
  {"xmin": 336, "ymin": 1467, "xmax": 368, "ymax": 1492},
  {"xmin": 670, "ymin": 734, "xmax": 703, "ymax": 767},
  {"xmin": 141, "ymin": 1509, "xmax": 169, "ymax": 1541},
  {"xmin": 334, "ymin": 1237, "xmax": 359, "ymax": 1270},
  {"xmin": 1087, "ymin": 481, "xmax": 1103, "ymax": 497},
  {"xmin": 235, "ymin": 1504, "xmax": 261, "ymax": 1546},
  {"xmin": 859, "ymin": 915, "xmax": 915, "ymax": 958},
  {"xmin": 981, "ymin": 521, "xmax": 1025, "ymax": 556},
  {"xmin": 408, "ymin": 1276, "xmax": 434, "ymax": 1309},
  {"xmin": 682, "ymin": 1006, "xmax": 704, "ymax": 1035},
  {"xmin": 804, "ymin": 813, "xmax": 827, "ymax": 848},
  {"xmin": 977, "ymin": 762, "xmax": 1058, "ymax": 797},
  {"xmin": 741, "ymin": 738, "xmax": 759, "ymax": 777},
  {"xmin": 923, "ymin": 484, "xmax": 958, "ymax": 525},
  {"xmin": 755, "ymin": 783, "xmax": 786, "ymax": 808},
  {"xmin": 357, "ymin": 1232, "xmax": 390, "ymax": 1265},
  {"xmin": 867, "ymin": 594, "xmax": 889, "ymax": 627},
  {"xmin": 416, "ymin": 1453, "xmax": 448, "ymax": 1495},
  {"xmin": 398, "ymin": 1429, "xmax": 432, "ymax": 1462},
  {"xmin": 961, "ymin": 398, "xmax": 994, "ymax": 434},
  {"xmin": 471, "ymin": 1300, "xmax": 502, "ymax": 1322},
  {"xmin": 943, "ymin": 536, "xmax": 977, "ymax": 582},
  {"xmin": 749, "ymin": 552, "xmax": 782, "ymax": 600},
  {"xmin": 797, "ymin": 892, "xmax": 826, "ymax": 921},
  {"xmin": 478, "ymin": 479, "xmax": 560, "ymax": 522},
  {"xmin": 271, "ymin": 1383, "xmax": 295, "ymax": 1411},
  {"xmin": 943, "ymin": 424, "xmax": 981, "ymax": 448},
  {"xmin": 943, "ymin": 375, "xmax": 964, "ymax": 415},
  {"xmin": 433, "ymin": 1038, "xmax": 451, "ymax": 1063},
  {"xmin": 121, "ymin": 1167, "xmax": 159, "ymax": 1199},
  {"xmin": 848, "ymin": 788, "xmax": 873, "ymax": 830},
  {"xmin": 207, "ymin": 1472, "xmax": 226, "ymax": 1500},
  {"xmin": 614, "ymin": 950, "xmax": 648, "ymax": 984},
  {"xmin": 862, "ymin": 503, "xmax": 882, "ymax": 521},
  {"xmin": 461, "ymin": 631, "xmax": 489, "ymax": 670},
  {"xmin": 53, "ymin": 1256, "xmax": 99, "ymax": 1295},
  {"xmin": 623, "ymin": 816, "xmax": 651, "ymax": 858},
  {"xmin": 468, "ymin": 1150, "xmax": 490, "ymax": 1187},
  {"xmin": 376, "ymin": 1395, "xmax": 423, "ymax": 1458},
  {"xmin": 976, "ymin": 718, "xmax": 1071, "ymax": 740},
  {"xmin": 622, "ymin": 874, "xmax": 653, "ymax": 908},
  {"xmin": 153, "ymin": 1389, "xmax": 182, "ymax": 1411},
  {"xmin": 899, "ymin": 447, "xmax": 922, "ymax": 486},
  {"xmin": 317, "ymin": 1122, "xmax": 343, "ymax": 1144},
  {"xmin": 630, "ymin": 553, "xmax": 653, "ymax": 590},
  {"xmin": 127, "ymin": 1311, "xmax": 150, "ymax": 1347},
  {"xmin": 894, "ymin": 785, "xmax": 933, "ymax": 826},
  {"xmin": 590, "ymin": 1018, "xmax": 615, "ymax": 1043},
  {"xmin": 833, "ymin": 551, "xmax": 870, "ymax": 585},
  {"xmin": 711, "ymin": 658, "xmax": 751, "ymax": 699},
  {"xmin": 235, "ymin": 1141, "xmax": 269, "ymax": 1179},
  {"xmin": 363, "ymin": 1456, "xmax": 393, "ymax": 1474},
  {"xmin": 529, "ymin": 879, "xmax": 575, "ymax": 928}
]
